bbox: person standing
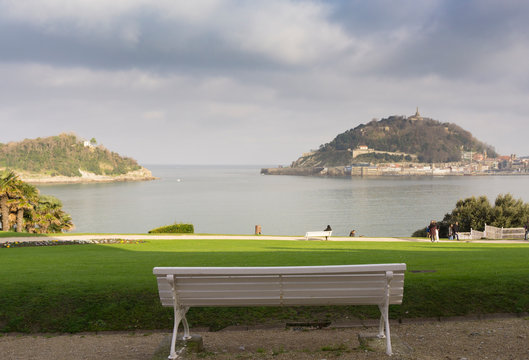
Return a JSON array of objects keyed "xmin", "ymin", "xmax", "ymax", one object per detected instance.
[
  {"xmin": 453, "ymin": 222, "xmax": 460, "ymax": 241},
  {"xmin": 448, "ymin": 224, "xmax": 454, "ymax": 240},
  {"xmin": 429, "ymin": 220, "xmax": 437, "ymax": 242},
  {"xmin": 525, "ymin": 221, "xmax": 529, "ymax": 240}
]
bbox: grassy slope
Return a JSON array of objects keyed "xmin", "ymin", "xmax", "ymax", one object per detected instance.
[{"xmin": 1, "ymin": 239, "xmax": 529, "ymax": 333}]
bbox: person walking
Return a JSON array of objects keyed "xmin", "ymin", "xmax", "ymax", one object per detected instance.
[
  {"xmin": 454, "ymin": 222, "xmax": 460, "ymax": 241},
  {"xmin": 525, "ymin": 221, "xmax": 529, "ymax": 241}
]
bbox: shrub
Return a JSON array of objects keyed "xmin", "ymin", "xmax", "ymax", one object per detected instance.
[
  {"xmin": 411, "ymin": 228, "xmax": 427, "ymax": 237},
  {"xmin": 148, "ymin": 223, "xmax": 194, "ymax": 234},
  {"xmin": 411, "ymin": 193, "xmax": 529, "ymax": 236}
]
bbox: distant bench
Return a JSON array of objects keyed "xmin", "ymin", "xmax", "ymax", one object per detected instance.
[
  {"xmin": 305, "ymin": 230, "xmax": 332, "ymax": 240},
  {"xmin": 154, "ymin": 264, "xmax": 406, "ymax": 358}
]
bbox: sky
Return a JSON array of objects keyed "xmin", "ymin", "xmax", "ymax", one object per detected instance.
[{"xmin": 0, "ymin": 0, "xmax": 528, "ymax": 165}]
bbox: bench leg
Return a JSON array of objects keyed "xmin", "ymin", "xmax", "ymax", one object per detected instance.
[
  {"xmin": 169, "ymin": 305, "xmax": 190, "ymax": 359},
  {"xmin": 169, "ymin": 306, "xmax": 182, "ymax": 360},
  {"xmin": 378, "ymin": 304, "xmax": 392, "ymax": 356},
  {"xmin": 182, "ymin": 314, "xmax": 191, "ymax": 340},
  {"xmin": 167, "ymin": 275, "xmax": 191, "ymax": 359},
  {"xmin": 377, "ymin": 306, "xmax": 385, "ymax": 338},
  {"xmin": 378, "ymin": 270, "xmax": 394, "ymax": 356}
]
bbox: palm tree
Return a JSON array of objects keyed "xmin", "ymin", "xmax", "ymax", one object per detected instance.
[
  {"xmin": 0, "ymin": 170, "xmax": 19, "ymax": 231},
  {"xmin": 30, "ymin": 194, "xmax": 74, "ymax": 233},
  {"xmin": 9, "ymin": 181, "xmax": 39, "ymax": 232}
]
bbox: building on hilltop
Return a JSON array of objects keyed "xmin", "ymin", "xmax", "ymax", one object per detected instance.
[{"xmin": 408, "ymin": 107, "xmax": 423, "ymax": 121}]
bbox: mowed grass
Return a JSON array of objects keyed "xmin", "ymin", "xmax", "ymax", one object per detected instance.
[
  {"xmin": 1, "ymin": 239, "xmax": 529, "ymax": 333},
  {"xmin": 0, "ymin": 231, "xmax": 45, "ymax": 238}
]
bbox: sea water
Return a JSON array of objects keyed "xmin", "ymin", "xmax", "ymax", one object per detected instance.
[{"xmin": 36, "ymin": 165, "xmax": 529, "ymax": 237}]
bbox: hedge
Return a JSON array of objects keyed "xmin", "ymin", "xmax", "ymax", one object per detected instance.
[{"xmin": 148, "ymin": 223, "xmax": 194, "ymax": 234}]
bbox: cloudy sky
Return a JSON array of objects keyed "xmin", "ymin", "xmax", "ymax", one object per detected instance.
[{"xmin": 0, "ymin": 0, "xmax": 527, "ymax": 165}]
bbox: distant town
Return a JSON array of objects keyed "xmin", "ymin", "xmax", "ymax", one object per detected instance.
[
  {"xmin": 341, "ymin": 148, "xmax": 529, "ymax": 176},
  {"xmin": 262, "ymin": 151, "xmax": 529, "ymax": 177}
]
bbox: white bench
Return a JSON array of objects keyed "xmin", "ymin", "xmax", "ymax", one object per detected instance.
[
  {"xmin": 154, "ymin": 264, "xmax": 406, "ymax": 358},
  {"xmin": 305, "ymin": 230, "xmax": 332, "ymax": 240}
]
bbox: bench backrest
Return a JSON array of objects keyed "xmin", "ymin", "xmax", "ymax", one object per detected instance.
[
  {"xmin": 306, "ymin": 231, "xmax": 332, "ymax": 236},
  {"xmin": 154, "ymin": 264, "xmax": 406, "ymax": 308}
]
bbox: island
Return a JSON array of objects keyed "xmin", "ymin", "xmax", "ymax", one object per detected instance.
[
  {"xmin": 0, "ymin": 133, "xmax": 156, "ymax": 184},
  {"xmin": 262, "ymin": 109, "xmax": 528, "ymax": 177}
]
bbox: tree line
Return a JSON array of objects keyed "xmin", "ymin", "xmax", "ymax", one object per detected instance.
[{"xmin": 0, "ymin": 170, "xmax": 73, "ymax": 233}]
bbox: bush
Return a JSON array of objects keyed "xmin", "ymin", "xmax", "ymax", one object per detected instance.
[
  {"xmin": 148, "ymin": 223, "xmax": 194, "ymax": 234},
  {"xmin": 411, "ymin": 193, "xmax": 529, "ymax": 236},
  {"xmin": 411, "ymin": 228, "xmax": 428, "ymax": 237}
]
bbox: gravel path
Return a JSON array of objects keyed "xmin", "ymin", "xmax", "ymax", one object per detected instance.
[
  {"xmin": 2, "ymin": 316, "xmax": 528, "ymax": 360},
  {"xmin": 2, "ymin": 234, "xmax": 528, "ymax": 244}
]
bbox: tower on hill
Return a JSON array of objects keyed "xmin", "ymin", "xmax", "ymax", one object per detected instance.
[{"xmin": 408, "ymin": 107, "xmax": 423, "ymax": 121}]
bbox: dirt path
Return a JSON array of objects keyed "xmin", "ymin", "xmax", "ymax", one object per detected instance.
[{"xmin": 2, "ymin": 316, "xmax": 528, "ymax": 360}]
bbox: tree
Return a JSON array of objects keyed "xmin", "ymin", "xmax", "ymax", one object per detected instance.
[
  {"xmin": 0, "ymin": 170, "xmax": 18, "ymax": 231},
  {"xmin": 442, "ymin": 195, "xmax": 493, "ymax": 232},
  {"xmin": 9, "ymin": 180, "xmax": 39, "ymax": 232},
  {"xmin": 491, "ymin": 194, "xmax": 529, "ymax": 228},
  {"xmin": 28, "ymin": 195, "xmax": 74, "ymax": 233},
  {"xmin": 412, "ymin": 193, "xmax": 529, "ymax": 236},
  {"xmin": 0, "ymin": 172, "xmax": 73, "ymax": 233}
]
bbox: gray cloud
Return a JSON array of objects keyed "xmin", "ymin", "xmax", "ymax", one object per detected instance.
[{"xmin": 0, "ymin": 1, "xmax": 528, "ymax": 164}]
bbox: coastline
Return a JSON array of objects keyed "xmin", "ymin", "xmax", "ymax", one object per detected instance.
[
  {"xmin": 15, "ymin": 167, "xmax": 157, "ymax": 184},
  {"xmin": 261, "ymin": 166, "xmax": 529, "ymax": 177}
]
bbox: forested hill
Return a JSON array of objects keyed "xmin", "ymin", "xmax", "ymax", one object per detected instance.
[
  {"xmin": 293, "ymin": 115, "xmax": 497, "ymax": 167},
  {"xmin": 0, "ymin": 134, "xmax": 142, "ymax": 177}
]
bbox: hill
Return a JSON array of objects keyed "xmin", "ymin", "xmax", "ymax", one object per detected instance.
[
  {"xmin": 0, "ymin": 133, "xmax": 154, "ymax": 182},
  {"xmin": 292, "ymin": 111, "xmax": 497, "ymax": 167}
]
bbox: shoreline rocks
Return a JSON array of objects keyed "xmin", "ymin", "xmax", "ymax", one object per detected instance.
[{"xmin": 16, "ymin": 167, "xmax": 157, "ymax": 184}]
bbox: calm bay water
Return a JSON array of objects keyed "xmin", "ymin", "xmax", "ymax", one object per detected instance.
[{"xmin": 36, "ymin": 165, "xmax": 529, "ymax": 237}]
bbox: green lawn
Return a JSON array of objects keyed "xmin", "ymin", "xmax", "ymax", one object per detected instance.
[
  {"xmin": 1, "ymin": 239, "xmax": 529, "ymax": 333},
  {"xmin": 0, "ymin": 231, "xmax": 45, "ymax": 238}
]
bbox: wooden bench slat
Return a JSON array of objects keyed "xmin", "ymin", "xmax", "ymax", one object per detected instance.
[
  {"xmin": 170, "ymin": 273, "xmax": 405, "ymax": 280},
  {"xmin": 169, "ymin": 282, "xmax": 404, "ymax": 293},
  {"xmin": 160, "ymin": 295, "xmax": 404, "ymax": 307},
  {"xmin": 168, "ymin": 276, "xmax": 403, "ymax": 287},
  {"xmin": 159, "ymin": 296, "xmax": 404, "ymax": 307}
]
